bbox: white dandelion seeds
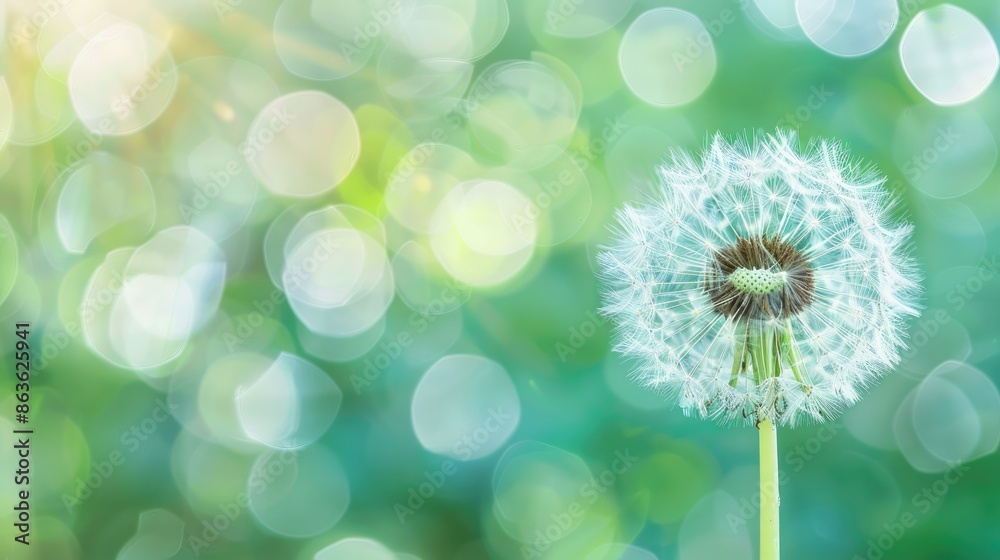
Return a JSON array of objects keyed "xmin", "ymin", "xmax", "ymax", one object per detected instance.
[{"xmin": 599, "ymin": 131, "xmax": 921, "ymax": 427}]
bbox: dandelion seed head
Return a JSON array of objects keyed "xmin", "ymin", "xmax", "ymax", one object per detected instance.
[{"xmin": 599, "ymin": 131, "xmax": 921, "ymax": 427}]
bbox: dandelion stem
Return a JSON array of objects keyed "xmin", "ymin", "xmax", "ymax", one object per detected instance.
[
  {"xmin": 758, "ymin": 417, "xmax": 780, "ymax": 560},
  {"xmin": 750, "ymin": 323, "xmax": 781, "ymax": 560}
]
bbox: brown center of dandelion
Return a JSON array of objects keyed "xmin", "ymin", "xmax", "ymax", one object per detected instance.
[{"xmin": 704, "ymin": 235, "xmax": 815, "ymax": 320}]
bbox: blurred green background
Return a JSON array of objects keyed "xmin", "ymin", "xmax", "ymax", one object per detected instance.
[{"xmin": 0, "ymin": 0, "xmax": 999, "ymax": 558}]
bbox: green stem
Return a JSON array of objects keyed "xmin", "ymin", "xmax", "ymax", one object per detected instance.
[
  {"xmin": 747, "ymin": 321, "xmax": 781, "ymax": 560},
  {"xmin": 758, "ymin": 417, "xmax": 780, "ymax": 560}
]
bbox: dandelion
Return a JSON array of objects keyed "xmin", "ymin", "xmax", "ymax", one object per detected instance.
[{"xmin": 598, "ymin": 131, "xmax": 920, "ymax": 560}]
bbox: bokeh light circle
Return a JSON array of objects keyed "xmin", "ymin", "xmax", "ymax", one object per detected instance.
[
  {"xmin": 236, "ymin": 352, "xmax": 343, "ymax": 449},
  {"xmin": 492, "ymin": 441, "xmax": 593, "ymax": 543},
  {"xmin": 68, "ymin": 22, "xmax": 178, "ymax": 135},
  {"xmin": 430, "ymin": 180, "xmax": 537, "ymax": 287},
  {"xmin": 81, "ymin": 227, "xmax": 226, "ymax": 369},
  {"xmin": 390, "ymin": 3, "xmax": 474, "ymax": 60},
  {"xmin": 51, "ymin": 152, "xmax": 156, "ymax": 254},
  {"xmin": 895, "ymin": 361, "xmax": 1000, "ymax": 472},
  {"xmin": 284, "ymin": 228, "xmax": 369, "ymax": 307},
  {"xmin": 453, "ymin": 180, "xmax": 535, "ymax": 256},
  {"xmin": 795, "ymin": 0, "xmax": 898, "ymax": 57},
  {"xmin": 283, "ymin": 225, "xmax": 394, "ymax": 337},
  {"xmin": 900, "ymin": 5, "xmax": 999, "ymax": 105},
  {"xmin": 247, "ymin": 446, "xmax": 351, "ymax": 537},
  {"xmin": 247, "ymin": 91, "xmax": 360, "ymax": 197},
  {"xmin": 412, "ymin": 354, "xmax": 520, "ymax": 460},
  {"xmin": 191, "ymin": 353, "xmax": 281, "ymax": 449},
  {"xmin": 269, "ymin": 206, "xmax": 394, "ymax": 338},
  {"xmin": 619, "ymin": 8, "xmax": 717, "ymax": 107},
  {"xmin": 911, "ymin": 361, "xmax": 1000, "ymax": 464}
]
